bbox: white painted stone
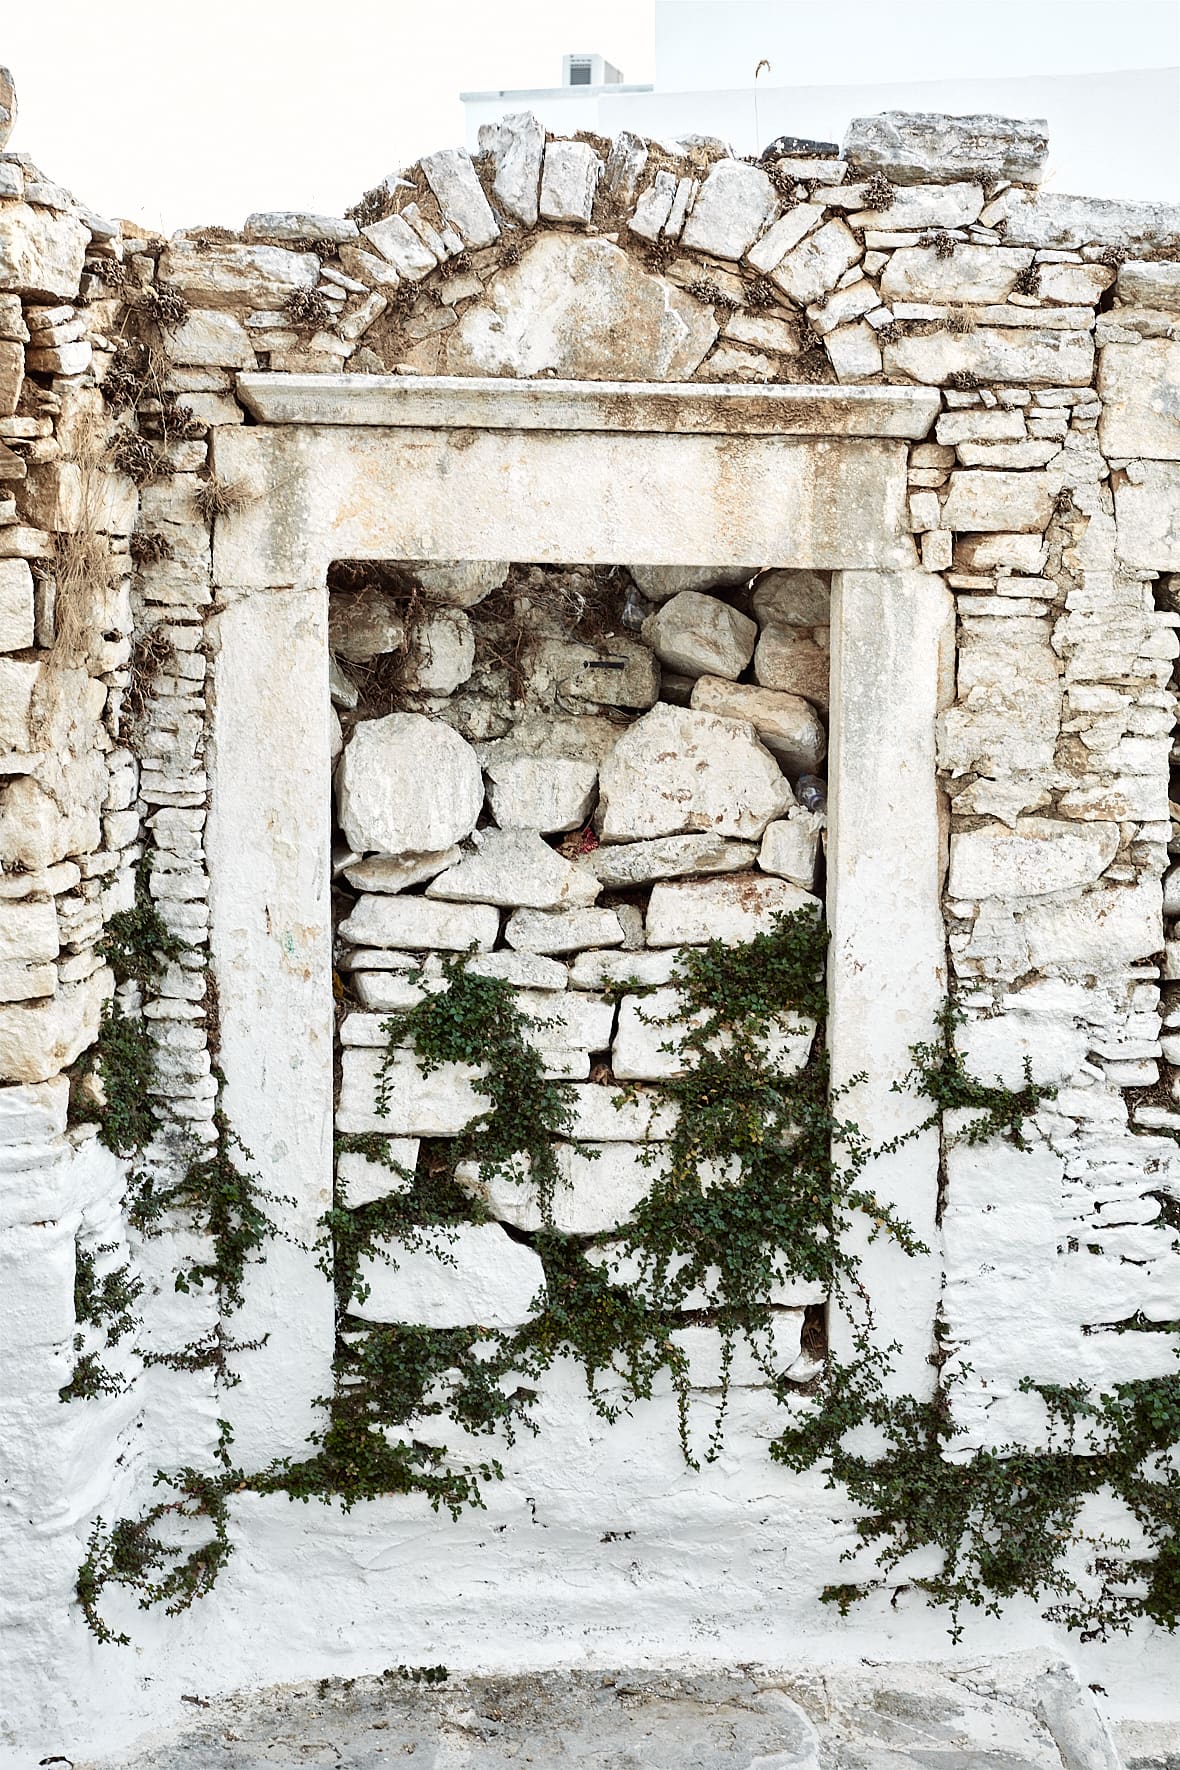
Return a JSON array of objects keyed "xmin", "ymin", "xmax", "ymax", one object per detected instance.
[
  {"xmin": 420, "ymin": 148, "xmax": 500, "ymax": 248},
  {"xmin": 352, "ymin": 1223, "xmax": 545, "ymax": 1329},
  {"xmin": 586, "ymin": 832, "xmax": 757, "ymax": 888},
  {"xmin": 771, "ymin": 218, "xmax": 861, "ymax": 306},
  {"xmin": 1098, "ymin": 340, "xmax": 1180, "ymax": 461},
  {"xmin": 337, "ymin": 1144, "xmax": 417, "ymax": 1208},
  {"xmin": 458, "ymin": 1141, "xmax": 657, "ymax": 1235},
  {"xmin": 0, "ymin": 556, "xmax": 33, "ymax": 650},
  {"xmin": 478, "ymin": 112, "xmax": 544, "ymax": 227},
  {"xmin": 612, "ymin": 986, "xmax": 697, "ymax": 1081},
  {"xmin": 949, "ymin": 819, "xmax": 1120, "ymax": 898},
  {"xmin": 0, "ymin": 899, "xmax": 57, "ymax": 964},
  {"xmin": 758, "ymin": 810, "xmax": 825, "ymax": 888},
  {"xmin": 444, "ymin": 235, "xmax": 716, "ymax": 380},
  {"xmin": 336, "ymin": 1046, "xmax": 483, "ymax": 1136},
  {"xmin": 646, "ymin": 874, "xmax": 820, "ymax": 946},
  {"xmin": 851, "ymin": 182, "xmax": 983, "ymax": 230},
  {"xmin": 954, "ymin": 1014, "xmax": 1085, "ymax": 1091},
  {"xmin": 538, "ymin": 141, "xmax": 603, "ymax": 224},
  {"xmin": 343, "ymin": 849, "xmax": 461, "ymax": 894},
  {"xmin": 941, "ymin": 471, "xmax": 1055, "ymax": 532},
  {"xmin": 336, "ymin": 714, "xmax": 483, "ymax": 856},
  {"xmin": 164, "ymin": 309, "xmax": 255, "ymax": 368},
  {"xmin": 690, "ymin": 677, "xmax": 825, "ymax": 772},
  {"xmin": 467, "ymin": 950, "xmax": 569, "ymax": 990},
  {"xmin": 338, "ymin": 894, "xmax": 498, "ymax": 952},
  {"xmin": 504, "ymin": 906, "xmax": 624, "ymax": 955},
  {"xmin": 0, "ymin": 1074, "xmax": 68, "ymax": 1143},
  {"xmin": 426, "ymin": 828, "xmax": 600, "ymax": 910},
  {"xmin": 598, "ymin": 705, "xmax": 791, "ymax": 843},
  {"xmin": 884, "ymin": 328, "xmax": 1094, "ymax": 387},
  {"xmin": 825, "ymin": 320, "xmax": 882, "ymax": 382},
  {"xmin": 1021, "ymin": 878, "xmax": 1163, "ymax": 974},
  {"xmin": 568, "ymin": 949, "xmax": 680, "ymax": 989},
  {"xmin": 628, "ymin": 565, "xmax": 755, "ymax": 603},
  {"xmin": 361, "ymin": 213, "xmax": 437, "ymax": 280},
  {"xmin": 880, "ymin": 244, "xmax": 1034, "ymax": 305},
  {"xmin": 157, "ymin": 241, "xmax": 319, "ymax": 308},
  {"xmin": 745, "ymin": 202, "xmax": 825, "ymax": 272},
  {"xmin": 1115, "ymin": 462, "xmax": 1180, "ymax": 568},
  {"xmin": 680, "ymin": 159, "xmax": 779, "ymax": 261},
  {"xmin": 564, "ymin": 1084, "xmax": 679, "ymax": 1141},
  {"xmin": 640, "ymin": 591, "xmax": 756, "ymax": 680},
  {"xmin": 485, "ymin": 754, "xmax": 599, "ymax": 835},
  {"xmin": 517, "ymin": 991, "xmax": 614, "ymax": 1054},
  {"xmin": 843, "ymin": 112, "xmax": 1048, "ymax": 186},
  {"xmin": 405, "ymin": 609, "xmax": 474, "ymax": 694},
  {"xmin": 351, "ymin": 972, "xmax": 430, "ymax": 1011}
]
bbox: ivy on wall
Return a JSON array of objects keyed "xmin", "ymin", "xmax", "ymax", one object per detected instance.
[{"xmin": 75, "ymin": 914, "xmax": 1180, "ymax": 1648}]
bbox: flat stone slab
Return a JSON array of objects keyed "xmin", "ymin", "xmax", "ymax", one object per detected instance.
[
  {"xmin": 233, "ymin": 373, "xmax": 940, "ymax": 437},
  {"xmin": 76, "ymin": 1656, "xmax": 1130, "ymax": 1769}
]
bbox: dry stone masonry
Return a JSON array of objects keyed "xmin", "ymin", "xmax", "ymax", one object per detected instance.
[{"xmin": 1, "ymin": 72, "xmax": 1180, "ymax": 1761}]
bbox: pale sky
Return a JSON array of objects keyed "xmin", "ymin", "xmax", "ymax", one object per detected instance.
[{"xmin": 2, "ymin": 0, "xmax": 1176, "ymax": 231}]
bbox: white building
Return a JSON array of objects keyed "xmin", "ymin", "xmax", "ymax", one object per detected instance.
[{"xmin": 461, "ymin": 0, "xmax": 1180, "ymax": 201}]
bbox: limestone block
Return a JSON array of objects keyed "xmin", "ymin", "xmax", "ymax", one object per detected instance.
[
  {"xmin": 680, "ymin": 159, "xmax": 779, "ymax": 262},
  {"xmin": 360, "ymin": 213, "xmax": 437, "ymax": 280},
  {"xmin": 351, "ymin": 1223, "xmax": 544, "ymax": 1329},
  {"xmin": 351, "ymin": 973, "xmax": 429, "ymax": 1011},
  {"xmin": 337, "ymin": 1144, "xmax": 417, "ymax": 1208},
  {"xmin": 722, "ymin": 312, "xmax": 801, "ymax": 354},
  {"xmin": 0, "ymin": 965, "xmax": 111, "ymax": 1085},
  {"xmin": 405, "ymin": 609, "xmax": 474, "ymax": 693},
  {"xmin": 1117, "ymin": 260, "xmax": 1180, "ymax": 312},
  {"xmin": 338, "ymin": 894, "xmax": 498, "ymax": 952},
  {"xmin": 851, "ymin": 182, "xmax": 984, "ymax": 230},
  {"xmin": 0, "ymin": 204, "xmax": 89, "ymax": 300},
  {"xmin": 0, "ymin": 961, "xmax": 55, "ymax": 1002},
  {"xmin": 444, "ymin": 235, "xmax": 716, "ymax": 380},
  {"xmin": 998, "ymin": 189, "xmax": 1180, "ymax": 250},
  {"xmin": 628, "ymin": 171, "xmax": 677, "ymax": 242},
  {"xmin": 420, "ymin": 148, "xmax": 500, "ymax": 248},
  {"xmin": 880, "ymin": 244, "xmax": 1033, "ymax": 305},
  {"xmin": 751, "ymin": 570, "xmax": 830, "ymax": 629},
  {"xmin": 564, "ymin": 1084, "xmax": 679, "ymax": 1141},
  {"xmin": 954, "ymin": 440, "xmax": 1062, "ymax": 470},
  {"xmin": 504, "ymin": 906, "xmax": 624, "ymax": 954},
  {"xmin": 526, "ymin": 636, "xmax": 658, "ymax": 710},
  {"xmin": 939, "ymin": 620, "xmax": 1060, "ymax": 775},
  {"xmin": 935, "ymin": 410, "xmax": 1025, "ymax": 446},
  {"xmin": 646, "ymin": 874, "xmax": 820, "ymax": 947},
  {"xmin": 164, "ymin": 309, "xmax": 255, "ymax": 368},
  {"xmin": 884, "ymin": 327, "xmax": 1094, "ymax": 387},
  {"xmin": 758, "ymin": 810, "xmax": 825, "ymax": 888},
  {"xmin": 690, "ymin": 677, "xmax": 825, "ymax": 772},
  {"xmin": 538, "ymin": 141, "xmax": 602, "ymax": 225},
  {"xmin": 478, "ymin": 112, "xmax": 544, "ymax": 227},
  {"xmin": 1039, "ymin": 262, "xmax": 1114, "ymax": 304},
  {"xmin": 457, "ymin": 1141, "xmax": 657, "ymax": 1235},
  {"xmin": 0, "ymin": 900, "xmax": 58, "ymax": 964},
  {"xmin": 940, "ymin": 471, "xmax": 1055, "ymax": 533},
  {"xmin": 597, "ymin": 705, "xmax": 792, "ymax": 843},
  {"xmin": 426, "ymin": 828, "xmax": 600, "ymax": 910},
  {"xmin": 336, "ymin": 1046, "xmax": 484, "ymax": 1136},
  {"xmin": 517, "ymin": 990, "xmax": 613, "ymax": 1055},
  {"xmin": 336, "ymin": 713, "xmax": 484, "ymax": 855},
  {"xmin": 244, "ymin": 211, "xmax": 357, "ymax": 242},
  {"xmin": 569, "ymin": 949, "xmax": 679, "ymax": 989},
  {"xmin": 826, "ymin": 320, "xmax": 882, "ymax": 382},
  {"xmin": 0, "ymin": 556, "xmax": 33, "ymax": 650},
  {"xmin": 603, "ymin": 131, "xmax": 649, "ymax": 206},
  {"xmin": 0, "ymin": 67, "xmax": 14, "ymax": 150},
  {"xmin": 613, "ymin": 987, "xmax": 695, "ymax": 1080},
  {"xmin": 1021, "ymin": 878, "xmax": 1162, "ymax": 974},
  {"xmin": 0, "ymin": 1074, "xmax": 68, "ymax": 1144},
  {"xmin": 807, "ymin": 279, "xmax": 878, "ymax": 336},
  {"xmin": 467, "ymin": 951, "xmax": 568, "ymax": 990},
  {"xmin": 485, "ymin": 754, "xmax": 598, "ymax": 834},
  {"xmin": 640, "ymin": 590, "xmax": 756, "ymax": 680},
  {"xmin": 771, "ymin": 217, "xmax": 861, "ymax": 307},
  {"xmin": 0, "ymin": 338, "xmax": 21, "ymax": 416},
  {"xmin": 586, "ymin": 832, "xmax": 757, "ymax": 888},
  {"xmin": 157, "ymin": 242, "xmax": 319, "ymax": 309},
  {"xmin": 843, "ymin": 112, "xmax": 1048, "ymax": 186},
  {"xmin": 629, "ymin": 565, "xmax": 755, "ymax": 603},
  {"xmin": 0, "ymin": 657, "xmax": 37, "ymax": 750},
  {"xmin": 1114, "ymin": 462, "xmax": 1180, "ymax": 567},
  {"xmin": 1098, "ymin": 340, "xmax": 1180, "ymax": 460},
  {"xmin": 745, "ymin": 203, "xmax": 824, "ymax": 273},
  {"xmin": 949, "ymin": 819, "xmax": 1119, "ymax": 899},
  {"xmin": 415, "ymin": 559, "xmax": 508, "ymax": 608},
  {"xmin": 955, "ymin": 1013, "xmax": 1085, "ymax": 1090},
  {"xmin": 752, "ymin": 628, "xmax": 830, "ymax": 711},
  {"xmin": 955, "ymin": 533, "xmax": 1047, "ymax": 573},
  {"xmin": 343, "ymin": 851, "xmax": 459, "ymax": 896}
]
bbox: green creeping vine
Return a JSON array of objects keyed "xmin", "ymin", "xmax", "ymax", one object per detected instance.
[
  {"xmin": 76, "ymin": 914, "xmax": 1180, "ymax": 1649},
  {"xmin": 59, "ymin": 1242, "xmax": 145, "ymax": 1403}
]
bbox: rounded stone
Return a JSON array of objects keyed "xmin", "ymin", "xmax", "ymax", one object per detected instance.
[
  {"xmin": 751, "ymin": 569, "xmax": 831, "ymax": 629},
  {"xmin": 640, "ymin": 590, "xmax": 757, "ymax": 681},
  {"xmin": 337, "ymin": 713, "xmax": 484, "ymax": 857}
]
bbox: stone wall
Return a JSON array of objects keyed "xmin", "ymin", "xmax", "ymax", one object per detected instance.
[{"xmin": 3, "ymin": 90, "xmax": 1180, "ymax": 1759}]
